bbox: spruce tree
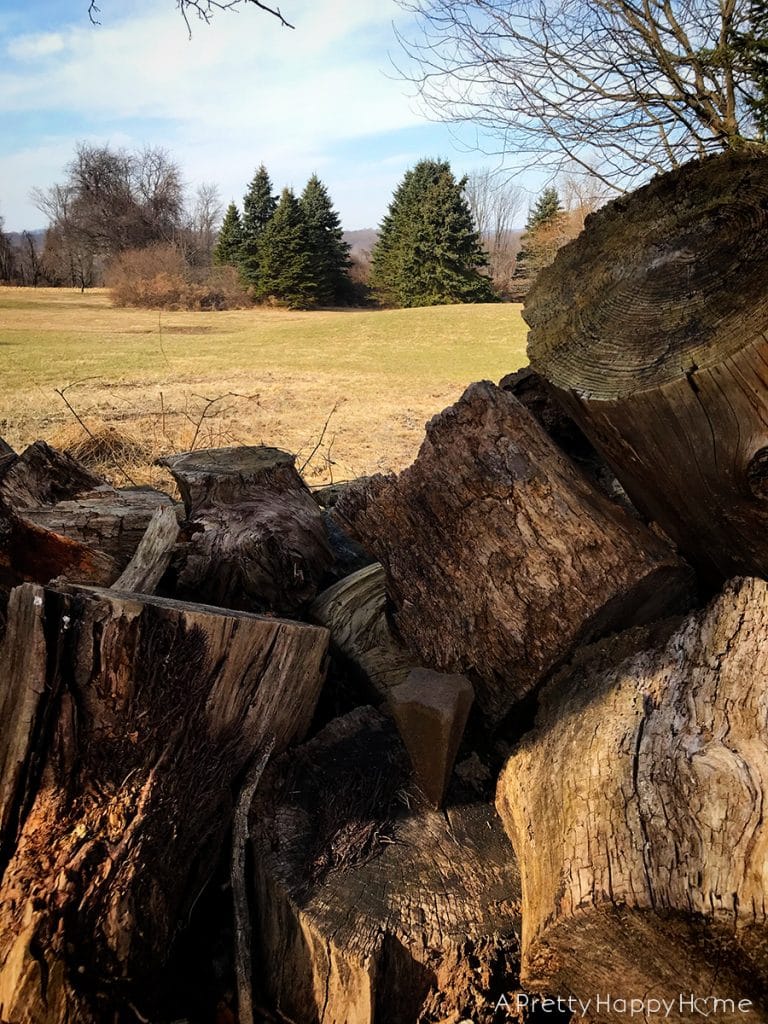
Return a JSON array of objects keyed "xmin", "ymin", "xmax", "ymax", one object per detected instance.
[
  {"xmin": 299, "ymin": 174, "xmax": 351, "ymax": 305},
  {"xmin": 515, "ymin": 187, "xmax": 566, "ymax": 281},
  {"xmin": 257, "ymin": 188, "xmax": 316, "ymax": 309},
  {"xmin": 524, "ymin": 187, "xmax": 564, "ymax": 232},
  {"xmin": 212, "ymin": 201, "xmax": 244, "ymax": 267},
  {"xmin": 240, "ymin": 164, "xmax": 278, "ymax": 286},
  {"xmin": 370, "ymin": 159, "xmax": 493, "ymax": 308}
]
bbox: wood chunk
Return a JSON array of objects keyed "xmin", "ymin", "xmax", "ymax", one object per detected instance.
[
  {"xmin": 113, "ymin": 505, "xmax": 180, "ymax": 594},
  {"xmin": 250, "ymin": 706, "xmax": 522, "ymax": 1024},
  {"xmin": 161, "ymin": 446, "xmax": 333, "ymax": 614},
  {"xmin": 525, "ymin": 150, "xmax": 768, "ymax": 582},
  {"xmin": 389, "ymin": 668, "xmax": 474, "ymax": 808},
  {"xmin": 0, "ymin": 440, "xmax": 107, "ymax": 510},
  {"xmin": 24, "ymin": 487, "xmax": 180, "ymax": 569},
  {"xmin": 496, "ymin": 577, "xmax": 768, "ymax": 1018},
  {"xmin": 336, "ymin": 381, "xmax": 694, "ymax": 726},
  {"xmin": 0, "ymin": 584, "xmax": 329, "ymax": 1024},
  {"xmin": 309, "ymin": 563, "xmax": 414, "ymax": 699}
]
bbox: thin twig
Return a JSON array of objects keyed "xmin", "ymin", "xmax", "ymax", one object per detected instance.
[
  {"xmin": 297, "ymin": 403, "xmax": 339, "ymax": 475},
  {"xmin": 54, "ymin": 379, "xmax": 139, "ymax": 486},
  {"xmin": 232, "ymin": 736, "xmax": 276, "ymax": 1024}
]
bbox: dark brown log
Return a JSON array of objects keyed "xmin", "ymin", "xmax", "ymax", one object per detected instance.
[
  {"xmin": 0, "ymin": 440, "xmax": 107, "ymax": 510},
  {"xmin": 335, "ymin": 381, "xmax": 694, "ymax": 726},
  {"xmin": 250, "ymin": 705, "xmax": 522, "ymax": 1024},
  {"xmin": 0, "ymin": 583, "xmax": 329, "ymax": 1023},
  {"xmin": 308, "ymin": 563, "xmax": 414, "ymax": 700},
  {"xmin": 496, "ymin": 577, "xmax": 768, "ymax": 1019},
  {"xmin": 525, "ymin": 149, "xmax": 768, "ymax": 582},
  {"xmin": 160, "ymin": 446, "xmax": 333, "ymax": 614},
  {"xmin": 24, "ymin": 487, "xmax": 180, "ymax": 569},
  {"xmin": 113, "ymin": 505, "xmax": 180, "ymax": 594}
]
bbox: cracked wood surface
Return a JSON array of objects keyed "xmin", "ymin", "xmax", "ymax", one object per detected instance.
[
  {"xmin": 0, "ymin": 584, "xmax": 328, "ymax": 1024},
  {"xmin": 161, "ymin": 446, "xmax": 333, "ymax": 615},
  {"xmin": 335, "ymin": 381, "xmax": 694, "ymax": 727},
  {"xmin": 250, "ymin": 706, "xmax": 522, "ymax": 1024},
  {"xmin": 497, "ymin": 577, "xmax": 768, "ymax": 1020},
  {"xmin": 526, "ymin": 150, "xmax": 768, "ymax": 581}
]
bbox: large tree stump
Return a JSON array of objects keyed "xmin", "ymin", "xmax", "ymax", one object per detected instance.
[
  {"xmin": 496, "ymin": 576, "xmax": 768, "ymax": 1019},
  {"xmin": 160, "ymin": 446, "xmax": 333, "ymax": 614},
  {"xmin": 0, "ymin": 583, "xmax": 329, "ymax": 1023},
  {"xmin": 250, "ymin": 706, "xmax": 522, "ymax": 1024},
  {"xmin": 525, "ymin": 150, "xmax": 768, "ymax": 582},
  {"xmin": 335, "ymin": 381, "xmax": 693, "ymax": 726}
]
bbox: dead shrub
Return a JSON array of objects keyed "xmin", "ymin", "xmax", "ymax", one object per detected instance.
[{"xmin": 106, "ymin": 244, "xmax": 250, "ymax": 311}]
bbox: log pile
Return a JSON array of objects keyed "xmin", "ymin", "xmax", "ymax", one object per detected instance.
[{"xmin": 2, "ymin": 149, "xmax": 768, "ymax": 1023}]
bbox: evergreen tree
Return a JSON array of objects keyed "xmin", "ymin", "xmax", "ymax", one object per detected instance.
[
  {"xmin": 370, "ymin": 158, "xmax": 493, "ymax": 308},
  {"xmin": 515, "ymin": 187, "xmax": 566, "ymax": 281},
  {"xmin": 299, "ymin": 174, "xmax": 351, "ymax": 305},
  {"xmin": 212, "ymin": 201, "xmax": 244, "ymax": 267},
  {"xmin": 257, "ymin": 188, "xmax": 316, "ymax": 309},
  {"xmin": 240, "ymin": 164, "xmax": 278, "ymax": 285}
]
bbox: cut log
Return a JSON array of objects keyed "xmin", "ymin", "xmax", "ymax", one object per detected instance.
[
  {"xmin": 0, "ymin": 583, "xmax": 329, "ymax": 1024},
  {"xmin": 0, "ymin": 440, "xmax": 107, "ymax": 510},
  {"xmin": 24, "ymin": 487, "xmax": 180, "ymax": 569},
  {"xmin": 160, "ymin": 446, "xmax": 333, "ymax": 614},
  {"xmin": 525, "ymin": 149, "xmax": 768, "ymax": 582},
  {"xmin": 335, "ymin": 381, "xmax": 694, "ymax": 726},
  {"xmin": 250, "ymin": 705, "xmax": 522, "ymax": 1024},
  {"xmin": 496, "ymin": 576, "xmax": 768, "ymax": 1018},
  {"xmin": 113, "ymin": 504, "xmax": 180, "ymax": 594},
  {"xmin": 308, "ymin": 563, "xmax": 414, "ymax": 700}
]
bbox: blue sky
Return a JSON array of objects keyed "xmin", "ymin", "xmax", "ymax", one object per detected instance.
[{"xmin": 0, "ymin": 0, "xmax": 531, "ymax": 232}]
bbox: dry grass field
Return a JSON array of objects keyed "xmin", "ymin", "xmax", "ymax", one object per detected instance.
[{"xmin": 0, "ymin": 287, "xmax": 527, "ymax": 490}]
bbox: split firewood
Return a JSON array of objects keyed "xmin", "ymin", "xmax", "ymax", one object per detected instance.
[
  {"xmin": 525, "ymin": 149, "xmax": 768, "ymax": 582},
  {"xmin": 496, "ymin": 576, "xmax": 768, "ymax": 1020},
  {"xmin": 308, "ymin": 562, "xmax": 414, "ymax": 699},
  {"xmin": 160, "ymin": 446, "xmax": 333, "ymax": 614},
  {"xmin": 336, "ymin": 381, "xmax": 694, "ymax": 726},
  {"xmin": 113, "ymin": 504, "xmax": 181, "ymax": 594},
  {"xmin": 0, "ymin": 439, "xmax": 107, "ymax": 509},
  {"xmin": 250, "ymin": 706, "xmax": 522, "ymax": 1024},
  {"xmin": 0, "ymin": 583, "xmax": 329, "ymax": 1024}
]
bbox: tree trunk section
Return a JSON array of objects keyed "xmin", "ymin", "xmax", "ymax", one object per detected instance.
[
  {"xmin": 250, "ymin": 705, "xmax": 522, "ymax": 1024},
  {"xmin": 335, "ymin": 381, "xmax": 693, "ymax": 726},
  {"xmin": 496, "ymin": 576, "xmax": 768, "ymax": 1019},
  {"xmin": 160, "ymin": 446, "xmax": 333, "ymax": 614},
  {"xmin": 0, "ymin": 583, "xmax": 328, "ymax": 1023},
  {"xmin": 0, "ymin": 441, "xmax": 107, "ymax": 510},
  {"xmin": 525, "ymin": 150, "xmax": 768, "ymax": 582},
  {"xmin": 113, "ymin": 505, "xmax": 180, "ymax": 594}
]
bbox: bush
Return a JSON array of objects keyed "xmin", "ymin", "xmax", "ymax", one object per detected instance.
[{"xmin": 106, "ymin": 244, "xmax": 250, "ymax": 310}]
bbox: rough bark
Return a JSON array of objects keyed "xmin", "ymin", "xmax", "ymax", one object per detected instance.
[
  {"xmin": 308, "ymin": 563, "xmax": 414, "ymax": 700},
  {"xmin": 0, "ymin": 440, "xmax": 107, "ymax": 510},
  {"xmin": 113, "ymin": 505, "xmax": 180, "ymax": 594},
  {"xmin": 23, "ymin": 488, "xmax": 180, "ymax": 569},
  {"xmin": 335, "ymin": 381, "xmax": 694, "ymax": 726},
  {"xmin": 525, "ymin": 150, "xmax": 768, "ymax": 582},
  {"xmin": 496, "ymin": 577, "xmax": 768, "ymax": 1019},
  {"xmin": 0, "ymin": 583, "xmax": 329, "ymax": 1024},
  {"xmin": 250, "ymin": 706, "xmax": 522, "ymax": 1024},
  {"xmin": 160, "ymin": 446, "xmax": 333, "ymax": 614}
]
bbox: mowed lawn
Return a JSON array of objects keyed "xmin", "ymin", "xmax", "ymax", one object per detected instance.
[{"xmin": 0, "ymin": 287, "xmax": 528, "ymax": 487}]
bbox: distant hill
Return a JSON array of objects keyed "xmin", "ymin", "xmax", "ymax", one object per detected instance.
[{"xmin": 343, "ymin": 229, "xmax": 378, "ymax": 256}]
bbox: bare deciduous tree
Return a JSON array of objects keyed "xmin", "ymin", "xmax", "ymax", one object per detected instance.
[
  {"xmin": 464, "ymin": 168, "xmax": 524, "ymax": 295},
  {"xmin": 87, "ymin": 1, "xmax": 294, "ymax": 32},
  {"xmin": 396, "ymin": 0, "xmax": 765, "ymax": 188}
]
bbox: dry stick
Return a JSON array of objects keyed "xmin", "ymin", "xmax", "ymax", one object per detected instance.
[
  {"xmin": 186, "ymin": 391, "xmax": 260, "ymax": 451},
  {"xmin": 54, "ymin": 379, "xmax": 139, "ymax": 486},
  {"xmin": 232, "ymin": 736, "xmax": 276, "ymax": 1024},
  {"xmin": 297, "ymin": 403, "xmax": 339, "ymax": 476}
]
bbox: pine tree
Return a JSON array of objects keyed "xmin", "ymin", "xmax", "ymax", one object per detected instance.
[
  {"xmin": 257, "ymin": 188, "xmax": 316, "ymax": 309},
  {"xmin": 515, "ymin": 187, "xmax": 567, "ymax": 282},
  {"xmin": 212, "ymin": 202, "xmax": 244, "ymax": 267},
  {"xmin": 370, "ymin": 159, "xmax": 493, "ymax": 308},
  {"xmin": 299, "ymin": 174, "xmax": 351, "ymax": 305},
  {"xmin": 240, "ymin": 164, "xmax": 278, "ymax": 286}
]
